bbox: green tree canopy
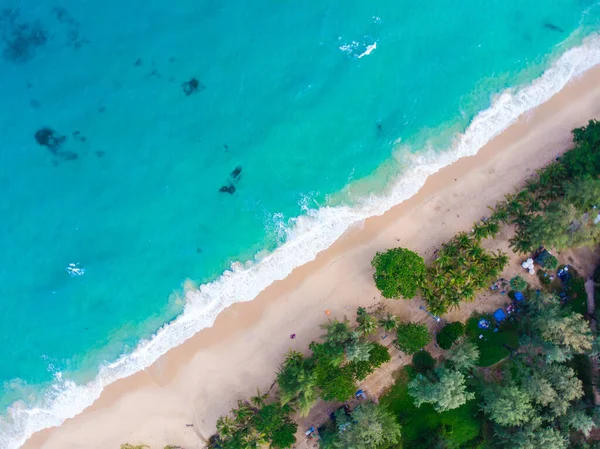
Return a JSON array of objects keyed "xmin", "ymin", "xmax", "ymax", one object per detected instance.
[
  {"xmin": 499, "ymin": 427, "xmax": 568, "ymax": 449},
  {"xmin": 254, "ymin": 403, "xmax": 298, "ymax": 448},
  {"xmin": 481, "ymin": 384, "xmax": 533, "ymax": 427},
  {"xmin": 394, "ymin": 322, "xmax": 431, "ymax": 355},
  {"xmin": 314, "ymin": 361, "xmax": 356, "ymax": 402},
  {"xmin": 531, "ymin": 302, "xmax": 593, "ymax": 359},
  {"xmin": 412, "ymin": 350, "xmax": 436, "ymax": 373},
  {"xmin": 408, "ymin": 368, "xmax": 475, "ymax": 412},
  {"xmin": 445, "ymin": 339, "xmax": 479, "ymax": 372},
  {"xmin": 436, "ymin": 322, "xmax": 465, "ymax": 350},
  {"xmin": 371, "ymin": 247, "xmax": 426, "ymax": 299},
  {"xmin": 349, "ymin": 343, "xmax": 391, "ymax": 381},
  {"xmin": 510, "ymin": 275, "xmax": 528, "ymax": 291},
  {"xmin": 333, "ymin": 402, "xmax": 402, "ymax": 449}
]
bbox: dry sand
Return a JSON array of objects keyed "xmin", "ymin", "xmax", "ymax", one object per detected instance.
[{"xmin": 22, "ymin": 66, "xmax": 600, "ymax": 449}]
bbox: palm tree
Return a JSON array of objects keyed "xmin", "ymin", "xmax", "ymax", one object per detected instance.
[
  {"xmin": 441, "ymin": 241, "xmax": 459, "ymax": 258},
  {"xmin": 295, "ymin": 380, "xmax": 318, "ymax": 417},
  {"xmin": 504, "ymin": 193, "xmax": 525, "ymax": 218},
  {"xmin": 491, "ymin": 250, "xmax": 509, "ymax": 270},
  {"xmin": 464, "ymin": 264, "xmax": 479, "ymax": 282},
  {"xmin": 249, "ymin": 388, "xmax": 268, "ymax": 409},
  {"xmin": 490, "ymin": 204, "xmax": 510, "ymax": 225},
  {"xmin": 243, "ymin": 428, "xmax": 267, "ymax": 448},
  {"xmin": 465, "ymin": 244, "xmax": 484, "ymax": 261},
  {"xmin": 283, "ymin": 349, "xmax": 303, "ymax": 365},
  {"xmin": 357, "ymin": 315, "xmax": 378, "ymax": 336},
  {"xmin": 433, "ymin": 252, "xmax": 453, "ymax": 271},
  {"xmin": 537, "ymin": 162, "xmax": 567, "ymax": 200},
  {"xmin": 509, "ymin": 232, "xmax": 533, "ymax": 254},
  {"xmin": 524, "ymin": 177, "xmax": 540, "ymax": 194},
  {"xmin": 378, "ymin": 313, "xmax": 399, "ymax": 332},
  {"xmin": 470, "ymin": 223, "xmax": 488, "ymax": 242},
  {"xmin": 460, "ymin": 286, "xmax": 476, "ymax": 301},
  {"xmin": 233, "ymin": 401, "xmax": 254, "ymax": 426},
  {"xmin": 455, "ymin": 232, "xmax": 472, "ymax": 250},
  {"xmin": 483, "ymin": 220, "xmax": 501, "ymax": 238},
  {"xmin": 216, "ymin": 416, "xmax": 238, "ymax": 440},
  {"xmin": 356, "ymin": 307, "xmax": 368, "ymax": 323}
]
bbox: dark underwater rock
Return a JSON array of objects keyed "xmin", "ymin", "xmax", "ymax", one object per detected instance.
[
  {"xmin": 544, "ymin": 22, "xmax": 564, "ymax": 32},
  {"xmin": 219, "ymin": 185, "xmax": 236, "ymax": 194},
  {"xmin": 35, "ymin": 127, "xmax": 66, "ymax": 153},
  {"xmin": 230, "ymin": 166, "xmax": 242, "ymax": 180},
  {"xmin": 182, "ymin": 77, "xmax": 205, "ymax": 96}
]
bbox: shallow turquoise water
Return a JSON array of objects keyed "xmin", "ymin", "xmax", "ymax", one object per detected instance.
[{"xmin": 0, "ymin": 0, "xmax": 599, "ymax": 445}]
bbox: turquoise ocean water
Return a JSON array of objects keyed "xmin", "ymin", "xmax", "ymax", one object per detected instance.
[{"xmin": 1, "ymin": 0, "xmax": 600, "ymax": 446}]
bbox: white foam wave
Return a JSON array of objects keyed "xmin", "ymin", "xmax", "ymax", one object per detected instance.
[
  {"xmin": 357, "ymin": 42, "xmax": 377, "ymax": 59},
  {"xmin": 3, "ymin": 32, "xmax": 600, "ymax": 449}
]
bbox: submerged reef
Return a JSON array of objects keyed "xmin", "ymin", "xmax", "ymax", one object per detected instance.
[
  {"xmin": 34, "ymin": 127, "xmax": 81, "ymax": 162},
  {"xmin": 0, "ymin": 9, "xmax": 48, "ymax": 63}
]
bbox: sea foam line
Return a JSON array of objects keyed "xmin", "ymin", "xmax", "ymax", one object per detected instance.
[{"xmin": 3, "ymin": 32, "xmax": 600, "ymax": 449}]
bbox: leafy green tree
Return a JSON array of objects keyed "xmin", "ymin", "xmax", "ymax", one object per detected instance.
[
  {"xmin": 481, "ymin": 384, "xmax": 533, "ymax": 427},
  {"xmin": 394, "ymin": 322, "xmax": 431, "ymax": 355},
  {"xmin": 542, "ymin": 363, "xmax": 583, "ymax": 417},
  {"xmin": 254, "ymin": 402, "xmax": 297, "ymax": 448},
  {"xmin": 436, "ymin": 322, "xmax": 465, "ymax": 350},
  {"xmin": 562, "ymin": 119, "xmax": 600, "ymax": 178},
  {"xmin": 498, "ymin": 427, "xmax": 568, "ymax": 449},
  {"xmin": 349, "ymin": 343, "xmax": 390, "ymax": 380},
  {"xmin": 445, "ymin": 339, "xmax": 479, "ymax": 372},
  {"xmin": 408, "ymin": 368, "xmax": 474, "ymax": 412},
  {"xmin": 412, "ymin": 350, "xmax": 436, "ymax": 373},
  {"xmin": 563, "ymin": 407, "xmax": 595, "ymax": 437},
  {"xmin": 378, "ymin": 313, "xmax": 399, "ymax": 332},
  {"xmin": 532, "ymin": 305, "xmax": 593, "ymax": 358},
  {"xmin": 333, "ymin": 402, "xmax": 402, "ymax": 449},
  {"xmin": 371, "ymin": 247, "xmax": 426, "ymax": 299},
  {"xmin": 510, "ymin": 275, "xmax": 528, "ymax": 291},
  {"xmin": 345, "ymin": 339, "xmax": 373, "ymax": 363},
  {"xmin": 314, "ymin": 360, "xmax": 356, "ymax": 402}
]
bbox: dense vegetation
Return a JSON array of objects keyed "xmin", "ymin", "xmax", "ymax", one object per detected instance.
[
  {"xmin": 495, "ymin": 120, "xmax": 600, "ymax": 254},
  {"xmin": 126, "ymin": 122, "xmax": 600, "ymax": 449},
  {"xmin": 208, "ymin": 307, "xmax": 400, "ymax": 448}
]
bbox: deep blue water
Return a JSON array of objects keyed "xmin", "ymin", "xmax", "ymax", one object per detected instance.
[{"xmin": 1, "ymin": 0, "xmax": 599, "ymax": 446}]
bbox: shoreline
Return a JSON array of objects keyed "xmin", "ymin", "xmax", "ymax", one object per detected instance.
[{"xmin": 19, "ymin": 65, "xmax": 600, "ymax": 449}]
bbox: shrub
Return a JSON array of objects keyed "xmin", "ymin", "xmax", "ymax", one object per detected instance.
[
  {"xmin": 436, "ymin": 322, "xmax": 465, "ymax": 350},
  {"xmin": 395, "ymin": 322, "xmax": 431, "ymax": 355},
  {"xmin": 371, "ymin": 248, "xmax": 426, "ymax": 299},
  {"xmin": 412, "ymin": 350, "xmax": 436, "ymax": 373},
  {"xmin": 545, "ymin": 254, "xmax": 558, "ymax": 270},
  {"xmin": 537, "ymin": 269, "xmax": 552, "ymax": 286},
  {"xmin": 509, "ymin": 276, "xmax": 528, "ymax": 291}
]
